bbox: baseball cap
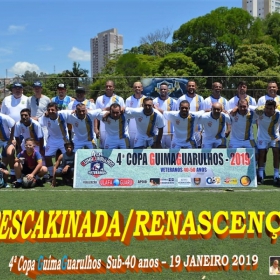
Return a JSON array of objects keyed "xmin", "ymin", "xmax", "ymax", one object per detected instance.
[
  {"xmin": 32, "ymin": 81, "xmax": 42, "ymax": 87},
  {"xmin": 12, "ymin": 82, "xmax": 23, "ymax": 88},
  {"xmin": 75, "ymin": 86, "xmax": 86, "ymax": 94},
  {"xmin": 57, "ymin": 83, "xmax": 67, "ymax": 89}
]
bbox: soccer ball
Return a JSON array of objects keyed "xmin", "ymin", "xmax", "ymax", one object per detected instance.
[{"xmin": 22, "ymin": 176, "xmax": 37, "ymax": 188}]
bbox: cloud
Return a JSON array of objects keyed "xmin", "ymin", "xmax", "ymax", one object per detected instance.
[
  {"xmin": 0, "ymin": 48, "xmax": 13, "ymax": 56},
  {"xmin": 9, "ymin": 62, "xmax": 40, "ymax": 75},
  {"xmin": 68, "ymin": 47, "xmax": 90, "ymax": 61},
  {"xmin": 8, "ymin": 25, "xmax": 26, "ymax": 34}
]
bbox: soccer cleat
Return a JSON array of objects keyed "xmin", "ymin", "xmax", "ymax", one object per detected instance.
[
  {"xmin": 257, "ymin": 177, "xmax": 264, "ymax": 185},
  {"xmin": 273, "ymin": 177, "xmax": 280, "ymax": 187},
  {"xmin": 14, "ymin": 182, "xmax": 22, "ymax": 188}
]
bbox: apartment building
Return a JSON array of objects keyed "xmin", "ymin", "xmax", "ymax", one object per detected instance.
[
  {"xmin": 90, "ymin": 28, "xmax": 123, "ymax": 77},
  {"xmin": 242, "ymin": 0, "xmax": 280, "ymax": 18}
]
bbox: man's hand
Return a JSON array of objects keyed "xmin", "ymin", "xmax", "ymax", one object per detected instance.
[
  {"xmin": 62, "ymin": 166, "xmax": 69, "ymax": 174},
  {"xmin": 26, "ymin": 174, "xmax": 34, "ymax": 181}
]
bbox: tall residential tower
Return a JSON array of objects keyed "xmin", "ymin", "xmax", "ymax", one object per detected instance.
[
  {"xmin": 90, "ymin": 28, "xmax": 123, "ymax": 77},
  {"xmin": 242, "ymin": 0, "xmax": 280, "ymax": 18}
]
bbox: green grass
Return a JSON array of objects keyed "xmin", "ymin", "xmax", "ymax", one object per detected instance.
[
  {"xmin": 1, "ymin": 183, "xmax": 280, "ymax": 279},
  {"xmin": 0, "ymin": 127, "xmax": 278, "ymax": 279}
]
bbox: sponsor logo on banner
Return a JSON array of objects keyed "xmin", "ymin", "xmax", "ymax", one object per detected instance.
[
  {"xmin": 240, "ymin": 176, "xmax": 251, "ymax": 186},
  {"xmin": 99, "ymin": 178, "xmax": 134, "ymax": 187},
  {"xmin": 160, "ymin": 178, "xmax": 175, "ymax": 186},
  {"xmin": 178, "ymin": 177, "xmax": 191, "ymax": 186},
  {"xmin": 224, "ymin": 178, "xmax": 238, "ymax": 184},
  {"xmin": 150, "ymin": 178, "xmax": 160, "ymax": 186},
  {"xmin": 80, "ymin": 151, "xmax": 115, "ymax": 178},
  {"xmin": 206, "ymin": 177, "xmax": 221, "ymax": 185}
]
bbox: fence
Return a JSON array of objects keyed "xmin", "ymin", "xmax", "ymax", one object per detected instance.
[{"xmin": 1, "ymin": 76, "xmax": 280, "ymax": 101}]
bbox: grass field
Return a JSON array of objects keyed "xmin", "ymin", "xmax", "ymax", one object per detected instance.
[{"xmin": 0, "ymin": 146, "xmax": 279, "ymax": 280}]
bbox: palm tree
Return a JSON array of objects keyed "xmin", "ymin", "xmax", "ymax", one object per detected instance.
[{"xmin": 62, "ymin": 62, "xmax": 89, "ymax": 89}]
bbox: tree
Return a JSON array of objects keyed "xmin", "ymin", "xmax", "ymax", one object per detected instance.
[
  {"xmin": 21, "ymin": 71, "xmax": 39, "ymax": 83},
  {"xmin": 263, "ymin": 12, "xmax": 280, "ymax": 45},
  {"xmin": 235, "ymin": 44, "xmax": 279, "ymax": 71},
  {"xmin": 173, "ymin": 7, "xmax": 254, "ymax": 70},
  {"xmin": 61, "ymin": 62, "xmax": 89, "ymax": 89},
  {"xmin": 140, "ymin": 27, "xmax": 172, "ymax": 45}
]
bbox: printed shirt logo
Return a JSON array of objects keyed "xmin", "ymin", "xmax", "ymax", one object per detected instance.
[
  {"xmin": 208, "ymin": 121, "xmax": 212, "ymax": 127},
  {"xmin": 138, "ymin": 117, "xmax": 143, "ymax": 122}
]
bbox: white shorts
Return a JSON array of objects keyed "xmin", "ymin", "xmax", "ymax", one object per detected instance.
[
  {"xmin": 73, "ymin": 140, "xmax": 97, "ymax": 151},
  {"xmin": 171, "ymin": 139, "xmax": 196, "ymax": 149},
  {"xmin": 194, "ymin": 131, "xmax": 202, "ymax": 147},
  {"xmin": 257, "ymin": 138, "xmax": 279, "ymax": 149},
  {"xmin": 229, "ymin": 139, "xmax": 257, "ymax": 149},
  {"xmin": 45, "ymin": 138, "xmax": 66, "ymax": 157},
  {"xmin": 161, "ymin": 134, "xmax": 172, "ymax": 149},
  {"xmin": 99, "ymin": 131, "xmax": 108, "ymax": 149},
  {"xmin": 104, "ymin": 137, "xmax": 130, "ymax": 149},
  {"xmin": 202, "ymin": 138, "xmax": 226, "ymax": 148},
  {"xmin": 128, "ymin": 131, "xmax": 137, "ymax": 148},
  {"xmin": 134, "ymin": 134, "xmax": 157, "ymax": 148}
]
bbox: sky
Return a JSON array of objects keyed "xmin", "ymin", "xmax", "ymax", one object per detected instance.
[{"xmin": 0, "ymin": 0, "xmax": 241, "ymax": 78}]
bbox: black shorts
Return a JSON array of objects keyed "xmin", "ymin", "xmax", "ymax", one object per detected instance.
[{"xmin": 22, "ymin": 164, "xmax": 35, "ymax": 176}]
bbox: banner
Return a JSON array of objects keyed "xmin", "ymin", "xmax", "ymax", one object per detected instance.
[
  {"xmin": 74, "ymin": 148, "xmax": 256, "ymax": 188},
  {"xmin": 141, "ymin": 77, "xmax": 188, "ymax": 99}
]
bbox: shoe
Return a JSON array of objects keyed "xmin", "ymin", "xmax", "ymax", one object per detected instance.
[
  {"xmin": 273, "ymin": 177, "xmax": 280, "ymax": 186},
  {"xmin": 257, "ymin": 177, "xmax": 264, "ymax": 185},
  {"xmin": 14, "ymin": 182, "xmax": 22, "ymax": 188},
  {"xmin": 43, "ymin": 174, "xmax": 53, "ymax": 183},
  {"xmin": 36, "ymin": 179, "xmax": 44, "ymax": 187},
  {"xmin": 8, "ymin": 175, "xmax": 16, "ymax": 183}
]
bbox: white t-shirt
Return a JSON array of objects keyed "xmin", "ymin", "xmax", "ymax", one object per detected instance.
[
  {"xmin": 39, "ymin": 110, "xmax": 70, "ymax": 141},
  {"xmin": 0, "ymin": 113, "xmax": 16, "ymax": 141},
  {"xmin": 1, "ymin": 94, "xmax": 28, "ymax": 123},
  {"xmin": 198, "ymin": 112, "xmax": 231, "ymax": 140},
  {"xmin": 203, "ymin": 95, "xmax": 229, "ymax": 111},
  {"xmin": 96, "ymin": 94, "xmax": 125, "ymax": 133},
  {"xmin": 125, "ymin": 95, "xmax": 146, "ymax": 134},
  {"xmin": 126, "ymin": 108, "xmax": 164, "ymax": 137},
  {"xmin": 229, "ymin": 109, "xmax": 258, "ymax": 141},
  {"xmin": 97, "ymin": 112, "xmax": 131, "ymax": 139},
  {"xmin": 65, "ymin": 109, "xmax": 102, "ymax": 141},
  {"xmin": 228, "ymin": 95, "xmax": 256, "ymax": 109},
  {"xmin": 153, "ymin": 97, "xmax": 177, "ymax": 135},
  {"xmin": 163, "ymin": 111, "xmax": 203, "ymax": 142}
]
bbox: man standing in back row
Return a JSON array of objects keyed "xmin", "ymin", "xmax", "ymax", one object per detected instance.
[
  {"xmin": 95, "ymin": 80, "xmax": 125, "ymax": 148},
  {"xmin": 125, "ymin": 81, "xmax": 146, "ymax": 148},
  {"xmin": 176, "ymin": 80, "xmax": 204, "ymax": 147}
]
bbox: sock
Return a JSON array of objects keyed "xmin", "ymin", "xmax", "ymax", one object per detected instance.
[
  {"xmin": 17, "ymin": 178, "xmax": 22, "ymax": 183},
  {"xmin": 47, "ymin": 167, "xmax": 53, "ymax": 176},
  {"xmin": 258, "ymin": 167, "xmax": 264, "ymax": 179},
  {"xmin": 10, "ymin": 169, "xmax": 15, "ymax": 175},
  {"xmin": 274, "ymin": 169, "xmax": 279, "ymax": 179}
]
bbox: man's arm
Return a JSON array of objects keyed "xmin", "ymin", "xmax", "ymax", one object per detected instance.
[{"xmin": 26, "ymin": 156, "xmax": 43, "ymax": 180}]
